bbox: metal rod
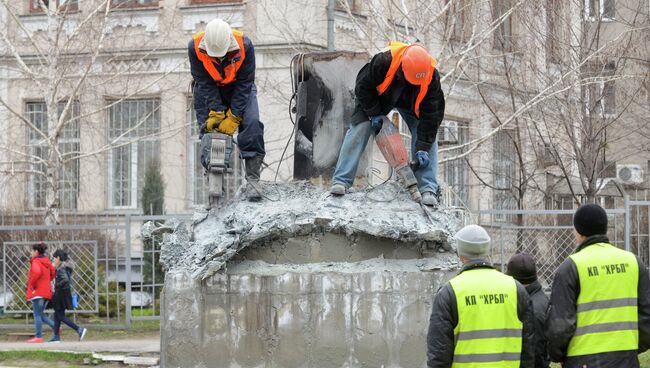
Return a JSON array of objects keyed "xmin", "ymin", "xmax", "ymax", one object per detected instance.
[
  {"xmin": 125, "ymin": 215, "xmax": 132, "ymax": 329},
  {"xmin": 327, "ymin": 0, "xmax": 335, "ymax": 51}
]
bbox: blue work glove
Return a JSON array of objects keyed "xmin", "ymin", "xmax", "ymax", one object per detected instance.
[
  {"xmin": 370, "ymin": 115, "xmax": 383, "ymax": 132},
  {"xmin": 415, "ymin": 150, "xmax": 430, "ymax": 169}
]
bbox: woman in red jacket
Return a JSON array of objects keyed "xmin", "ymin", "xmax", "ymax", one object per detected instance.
[{"xmin": 25, "ymin": 242, "xmax": 56, "ymax": 343}]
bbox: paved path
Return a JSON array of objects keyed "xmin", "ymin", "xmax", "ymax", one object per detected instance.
[{"xmin": 0, "ymin": 336, "xmax": 160, "ymax": 353}]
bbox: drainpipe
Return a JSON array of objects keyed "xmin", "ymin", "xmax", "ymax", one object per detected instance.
[{"xmin": 327, "ymin": 0, "xmax": 335, "ymax": 51}]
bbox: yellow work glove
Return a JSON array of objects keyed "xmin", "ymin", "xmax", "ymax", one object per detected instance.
[
  {"xmin": 204, "ymin": 110, "xmax": 225, "ymax": 133},
  {"xmin": 217, "ymin": 109, "xmax": 242, "ymax": 136}
]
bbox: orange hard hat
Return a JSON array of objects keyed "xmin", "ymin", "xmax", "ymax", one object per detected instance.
[{"xmin": 401, "ymin": 45, "xmax": 434, "ymax": 85}]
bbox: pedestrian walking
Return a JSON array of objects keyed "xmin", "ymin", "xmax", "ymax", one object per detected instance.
[
  {"xmin": 49, "ymin": 249, "xmax": 87, "ymax": 342},
  {"xmin": 25, "ymin": 242, "xmax": 55, "ymax": 343}
]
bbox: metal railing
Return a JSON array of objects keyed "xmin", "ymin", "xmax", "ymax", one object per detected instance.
[
  {"xmin": 1, "ymin": 201, "xmax": 648, "ymax": 329},
  {"xmin": 479, "ymin": 201, "xmax": 649, "ymax": 290},
  {"xmin": 0, "ymin": 213, "xmax": 192, "ymax": 329}
]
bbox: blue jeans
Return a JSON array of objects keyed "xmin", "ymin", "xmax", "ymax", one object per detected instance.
[
  {"xmin": 332, "ymin": 109, "xmax": 439, "ymax": 193},
  {"xmin": 32, "ymin": 298, "xmax": 55, "ymax": 338}
]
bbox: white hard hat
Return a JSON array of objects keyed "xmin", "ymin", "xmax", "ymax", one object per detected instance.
[{"xmin": 204, "ymin": 19, "xmax": 232, "ymax": 57}]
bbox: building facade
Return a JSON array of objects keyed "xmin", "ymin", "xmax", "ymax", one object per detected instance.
[{"xmin": 0, "ymin": 0, "xmax": 647, "ymax": 219}]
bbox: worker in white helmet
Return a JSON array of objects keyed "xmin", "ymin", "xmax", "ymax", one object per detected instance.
[{"xmin": 188, "ymin": 19, "xmax": 265, "ymax": 201}]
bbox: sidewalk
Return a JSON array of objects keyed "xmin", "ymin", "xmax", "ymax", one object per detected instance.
[{"xmin": 0, "ymin": 336, "xmax": 160, "ymax": 354}]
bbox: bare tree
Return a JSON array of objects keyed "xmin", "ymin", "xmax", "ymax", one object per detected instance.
[{"xmin": 0, "ymin": 0, "xmax": 186, "ymax": 224}]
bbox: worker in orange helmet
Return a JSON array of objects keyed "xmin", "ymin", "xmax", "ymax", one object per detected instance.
[{"xmin": 330, "ymin": 42, "xmax": 445, "ymax": 206}]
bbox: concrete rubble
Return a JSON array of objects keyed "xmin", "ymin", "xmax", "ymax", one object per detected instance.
[
  {"xmin": 146, "ymin": 181, "xmax": 464, "ymax": 368},
  {"xmin": 146, "ymin": 181, "xmax": 460, "ymax": 280}
]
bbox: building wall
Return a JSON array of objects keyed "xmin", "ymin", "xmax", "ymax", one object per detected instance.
[{"xmin": 0, "ymin": 0, "xmax": 648, "ymax": 216}]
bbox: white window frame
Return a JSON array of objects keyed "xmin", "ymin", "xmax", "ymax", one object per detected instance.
[
  {"xmin": 187, "ymin": 103, "xmax": 210, "ymax": 209},
  {"xmin": 584, "ymin": 0, "xmax": 616, "ymax": 21},
  {"xmin": 107, "ymin": 143, "xmax": 139, "ymax": 210},
  {"xmin": 106, "ymin": 98, "xmax": 160, "ymax": 210},
  {"xmin": 585, "ymin": 78, "xmax": 616, "ymax": 118},
  {"xmin": 440, "ymin": 119, "xmax": 470, "ymax": 208},
  {"xmin": 492, "ymin": 128, "xmax": 518, "ymax": 222},
  {"xmin": 25, "ymin": 101, "xmax": 80, "ymax": 210}
]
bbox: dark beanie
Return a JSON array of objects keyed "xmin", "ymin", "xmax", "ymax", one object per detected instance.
[
  {"xmin": 573, "ymin": 203, "xmax": 608, "ymax": 236},
  {"xmin": 506, "ymin": 253, "xmax": 537, "ymax": 284}
]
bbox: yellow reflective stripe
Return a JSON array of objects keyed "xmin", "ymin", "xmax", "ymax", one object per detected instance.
[
  {"xmin": 574, "ymin": 321, "xmax": 638, "ymax": 336},
  {"xmin": 453, "ymin": 352, "xmax": 521, "ymax": 363},
  {"xmin": 577, "ymin": 297, "xmax": 636, "ymax": 312},
  {"xmin": 456, "ymin": 329, "xmax": 521, "ymax": 340}
]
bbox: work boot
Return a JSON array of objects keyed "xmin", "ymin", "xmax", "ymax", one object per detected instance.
[
  {"xmin": 330, "ymin": 183, "xmax": 347, "ymax": 196},
  {"xmin": 421, "ymin": 191, "xmax": 439, "ymax": 207},
  {"xmin": 245, "ymin": 155, "xmax": 264, "ymax": 202}
]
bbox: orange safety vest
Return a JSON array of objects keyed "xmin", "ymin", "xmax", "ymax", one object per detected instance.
[
  {"xmin": 193, "ymin": 30, "xmax": 246, "ymax": 86},
  {"xmin": 376, "ymin": 41, "xmax": 437, "ymax": 118}
]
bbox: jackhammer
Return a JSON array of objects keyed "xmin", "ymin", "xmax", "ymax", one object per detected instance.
[
  {"xmin": 374, "ymin": 116, "xmax": 422, "ymax": 203},
  {"xmin": 201, "ymin": 132, "xmax": 234, "ymax": 208}
]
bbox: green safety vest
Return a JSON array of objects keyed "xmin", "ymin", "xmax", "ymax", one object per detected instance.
[
  {"xmin": 449, "ymin": 268, "xmax": 522, "ymax": 368},
  {"xmin": 567, "ymin": 243, "xmax": 639, "ymax": 357}
]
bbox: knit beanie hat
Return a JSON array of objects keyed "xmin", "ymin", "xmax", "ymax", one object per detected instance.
[
  {"xmin": 454, "ymin": 225, "xmax": 491, "ymax": 259},
  {"xmin": 506, "ymin": 253, "xmax": 538, "ymax": 284},
  {"xmin": 573, "ymin": 203, "xmax": 608, "ymax": 237}
]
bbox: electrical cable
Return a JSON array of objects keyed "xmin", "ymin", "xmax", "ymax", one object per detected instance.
[{"xmin": 274, "ymin": 53, "xmax": 304, "ymax": 183}]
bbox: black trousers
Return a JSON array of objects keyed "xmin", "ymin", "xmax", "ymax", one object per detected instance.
[{"xmin": 53, "ymin": 307, "xmax": 80, "ymax": 336}]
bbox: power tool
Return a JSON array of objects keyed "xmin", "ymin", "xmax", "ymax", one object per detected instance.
[{"xmin": 374, "ymin": 116, "xmax": 422, "ymax": 203}]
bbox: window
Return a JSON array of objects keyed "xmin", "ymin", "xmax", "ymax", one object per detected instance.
[
  {"xmin": 585, "ymin": 62, "xmax": 616, "ymax": 117},
  {"xmin": 492, "ymin": 129, "xmax": 518, "ymax": 222},
  {"xmin": 108, "ymin": 99, "xmax": 160, "ymax": 208},
  {"xmin": 30, "ymin": 0, "xmax": 78, "ymax": 13},
  {"xmin": 440, "ymin": 119, "xmax": 469, "ymax": 207},
  {"xmin": 585, "ymin": 0, "xmax": 615, "ymax": 20},
  {"xmin": 190, "ymin": 0, "xmax": 242, "ymax": 4},
  {"xmin": 186, "ymin": 99, "xmax": 243, "ymax": 207},
  {"xmin": 25, "ymin": 101, "xmax": 80, "ymax": 210},
  {"xmin": 493, "ymin": 0, "xmax": 514, "ymax": 51},
  {"xmin": 445, "ymin": 0, "xmax": 467, "ymax": 42},
  {"xmin": 111, "ymin": 0, "xmax": 159, "ymax": 9},
  {"xmin": 546, "ymin": 0, "xmax": 562, "ymax": 64}
]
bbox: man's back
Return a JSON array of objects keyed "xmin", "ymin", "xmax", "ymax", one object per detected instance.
[{"xmin": 526, "ymin": 281, "xmax": 549, "ymax": 368}]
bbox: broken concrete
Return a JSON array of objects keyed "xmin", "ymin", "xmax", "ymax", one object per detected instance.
[
  {"xmin": 150, "ymin": 182, "xmax": 463, "ymax": 368},
  {"xmin": 149, "ymin": 181, "xmax": 460, "ymax": 280}
]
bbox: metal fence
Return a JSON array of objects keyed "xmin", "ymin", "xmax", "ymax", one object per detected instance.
[
  {"xmin": 479, "ymin": 200, "xmax": 650, "ymax": 289},
  {"xmin": 1, "ymin": 201, "xmax": 649, "ymax": 329},
  {"xmin": 0, "ymin": 213, "xmax": 191, "ymax": 329}
]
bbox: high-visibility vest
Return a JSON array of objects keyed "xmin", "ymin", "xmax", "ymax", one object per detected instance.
[
  {"xmin": 449, "ymin": 268, "xmax": 522, "ymax": 368},
  {"xmin": 567, "ymin": 243, "xmax": 639, "ymax": 357},
  {"xmin": 375, "ymin": 41, "xmax": 437, "ymax": 118},
  {"xmin": 193, "ymin": 30, "xmax": 246, "ymax": 86}
]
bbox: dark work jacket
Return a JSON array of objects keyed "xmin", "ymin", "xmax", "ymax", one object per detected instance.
[
  {"xmin": 426, "ymin": 260, "xmax": 536, "ymax": 368},
  {"xmin": 546, "ymin": 234, "xmax": 650, "ymax": 368},
  {"xmin": 188, "ymin": 35, "xmax": 256, "ymax": 127},
  {"xmin": 52, "ymin": 261, "xmax": 74, "ymax": 311},
  {"xmin": 526, "ymin": 280, "xmax": 550, "ymax": 368},
  {"xmin": 352, "ymin": 49, "xmax": 445, "ymax": 153}
]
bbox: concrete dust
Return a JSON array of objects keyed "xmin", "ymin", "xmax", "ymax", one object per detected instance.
[{"xmin": 146, "ymin": 181, "xmax": 461, "ymax": 280}]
